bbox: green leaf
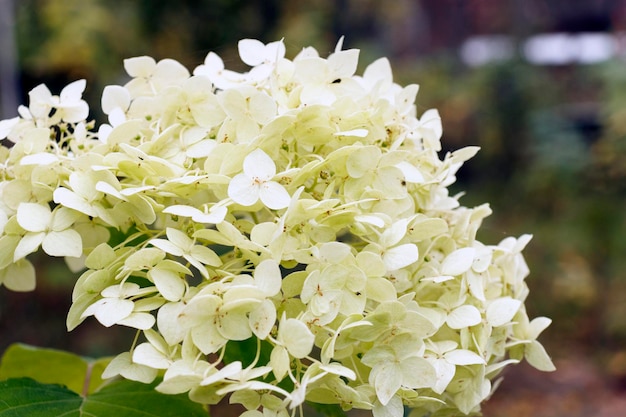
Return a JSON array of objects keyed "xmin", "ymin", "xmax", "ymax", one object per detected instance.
[
  {"xmin": 0, "ymin": 344, "xmax": 105, "ymax": 395},
  {"xmin": 86, "ymin": 378, "xmax": 207, "ymax": 416},
  {"xmin": 222, "ymin": 337, "xmax": 272, "ymax": 369},
  {"xmin": 0, "ymin": 377, "xmax": 208, "ymax": 416},
  {"xmin": 306, "ymin": 401, "xmax": 348, "ymax": 417},
  {"xmin": 0, "ymin": 378, "xmax": 82, "ymax": 417}
]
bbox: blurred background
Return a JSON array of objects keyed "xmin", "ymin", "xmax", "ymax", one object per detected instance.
[{"xmin": 2, "ymin": 0, "xmax": 626, "ymax": 415}]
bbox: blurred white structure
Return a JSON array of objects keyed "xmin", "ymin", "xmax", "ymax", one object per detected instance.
[
  {"xmin": 524, "ymin": 32, "xmax": 616, "ymax": 64},
  {"xmin": 461, "ymin": 31, "xmax": 621, "ymax": 66}
]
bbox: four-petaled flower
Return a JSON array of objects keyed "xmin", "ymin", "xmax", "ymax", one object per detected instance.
[
  {"xmin": 14, "ymin": 203, "xmax": 82, "ymax": 260},
  {"xmin": 228, "ymin": 148, "xmax": 290, "ymax": 210}
]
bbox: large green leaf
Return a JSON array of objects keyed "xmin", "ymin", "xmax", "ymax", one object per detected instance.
[
  {"xmin": 0, "ymin": 377, "xmax": 208, "ymax": 416},
  {"xmin": 0, "ymin": 378, "xmax": 82, "ymax": 417},
  {"xmin": 306, "ymin": 402, "xmax": 348, "ymax": 417},
  {"xmin": 0, "ymin": 343, "xmax": 110, "ymax": 394}
]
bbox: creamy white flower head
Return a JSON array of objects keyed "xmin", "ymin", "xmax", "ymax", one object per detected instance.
[{"xmin": 0, "ymin": 37, "xmax": 552, "ymax": 417}]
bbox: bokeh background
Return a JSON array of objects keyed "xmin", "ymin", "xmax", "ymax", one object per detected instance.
[{"xmin": 2, "ymin": 0, "xmax": 626, "ymax": 416}]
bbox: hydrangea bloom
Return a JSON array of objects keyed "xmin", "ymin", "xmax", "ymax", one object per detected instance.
[{"xmin": 0, "ymin": 38, "xmax": 554, "ymax": 417}]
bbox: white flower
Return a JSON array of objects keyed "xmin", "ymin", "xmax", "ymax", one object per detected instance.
[
  {"xmin": 124, "ymin": 56, "xmax": 190, "ymax": 96},
  {"xmin": 194, "ymin": 52, "xmax": 245, "ymax": 90},
  {"xmin": 238, "ymin": 38, "xmax": 286, "ymax": 83},
  {"xmin": 228, "ymin": 148, "xmax": 290, "ymax": 210},
  {"xmin": 14, "ymin": 203, "xmax": 83, "ymax": 260},
  {"xmin": 24, "ymin": 80, "xmax": 88, "ymax": 124},
  {"xmin": 294, "ymin": 46, "xmax": 361, "ymax": 105}
]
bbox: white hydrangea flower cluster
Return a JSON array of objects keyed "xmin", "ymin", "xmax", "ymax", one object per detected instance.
[{"xmin": 0, "ymin": 38, "xmax": 554, "ymax": 417}]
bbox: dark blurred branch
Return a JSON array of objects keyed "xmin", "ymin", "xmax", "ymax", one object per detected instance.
[{"xmin": 0, "ymin": 0, "xmax": 19, "ymax": 119}]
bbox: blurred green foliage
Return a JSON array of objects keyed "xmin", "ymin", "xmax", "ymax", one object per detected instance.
[{"xmin": 3, "ymin": 0, "xmax": 626, "ymax": 369}]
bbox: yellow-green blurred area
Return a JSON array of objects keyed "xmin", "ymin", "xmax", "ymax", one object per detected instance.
[{"xmin": 2, "ymin": 0, "xmax": 626, "ymax": 415}]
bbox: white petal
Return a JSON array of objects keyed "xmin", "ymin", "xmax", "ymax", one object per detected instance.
[
  {"xmin": 441, "ymin": 247, "xmax": 476, "ymax": 276},
  {"xmin": 373, "ymin": 364, "xmax": 402, "ymax": 406},
  {"xmin": 249, "ymin": 299, "xmax": 276, "ymax": 339},
  {"xmin": 418, "ymin": 109, "xmax": 443, "ymax": 142},
  {"xmin": 228, "ymin": 174, "xmax": 259, "ymax": 206},
  {"xmin": 243, "ymin": 149, "xmax": 276, "ymax": 180},
  {"xmin": 84, "ymin": 298, "xmax": 134, "ymax": 327},
  {"xmin": 149, "ymin": 268, "xmax": 185, "ymax": 302},
  {"xmin": 365, "ymin": 277, "xmax": 397, "ymax": 302},
  {"xmin": 444, "ymin": 349, "xmax": 485, "ymax": 365},
  {"xmin": 165, "ymin": 228, "xmax": 192, "ymax": 251},
  {"xmin": 124, "ymin": 248, "xmax": 165, "ymax": 271},
  {"xmin": 447, "ymin": 305, "xmax": 482, "ymax": 329},
  {"xmin": 149, "ymin": 238, "xmax": 185, "ymax": 257},
  {"xmin": 279, "ymin": 317, "xmax": 314, "ymax": 358},
  {"xmin": 382, "ymin": 244, "xmax": 418, "ymax": 271},
  {"xmin": 400, "ymin": 357, "xmax": 437, "ymax": 389},
  {"xmin": 17, "ymin": 203, "xmax": 51, "ymax": 232},
  {"xmin": 429, "ymin": 358, "xmax": 456, "ymax": 394},
  {"xmin": 0, "ymin": 215, "xmax": 11, "ymax": 241},
  {"xmin": 259, "ymin": 181, "xmax": 290, "ymax": 210},
  {"xmin": 60, "ymin": 102, "xmax": 89, "ymax": 123},
  {"xmin": 201, "ymin": 361, "xmax": 242, "ymax": 386},
  {"xmin": 13, "ymin": 233, "xmax": 45, "ymax": 261},
  {"xmin": 239, "ymin": 39, "xmax": 268, "ymax": 66},
  {"xmin": 381, "ymin": 218, "xmax": 410, "ymax": 248},
  {"xmin": 20, "ymin": 153, "xmax": 59, "ymax": 166},
  {"xmin": 101, "ymin": 85, "xmax": 131, "ymax": 114},
  {"xmin": 153, "ymin": 58, "xmax": 190, "ymax": 82},
  {"xmin": 248, "ymin": 92, "xmax": 276, "ymax": 125},
  {"xmin": 0, "ymin": 117, "xmax": 19, "ymax": 139},
  {"xmin": 124, "ymin": 56, "xmax": 156, "ymax": 77},
  {"xmin": 189, "ymin": 245, "xmax": 222, "ymax": 267},
  {"xmin": 157, "ymin": 302, "xmax": 187, "ymax": 345},
  {"xmin": 42, "ymin": 230, "xmax": 83, "ymax": 258},
  {"xmin": 528, "ymin": 317, "xmax": 552, "ymax": 339},
  {"xmin": 471, "ymin": 247, "xmax": 492, "ymax": 273},
  {"xmin": 192, "ymin": 206, "xmax": 227, "ymax": 224},
  {"xmin": 334, "ymin": 128, "xmax": 368, "ymax": 137},
  {"xmin": 373, "ymin": 394, "xmax": 403, "ymax": 417},
  {"xmin": 486, "ymin": 297, "xmax": 522, "ymax": 327},
  {"xmin": 320, "ymin": 362, "xmax": 356, "ymax": 380},
  {"xmin": 133, "ymin": 342, "xmax": 171, "ymax": 369},
  {"xmin": 466, "ymin": 270, "xmax": 486, "ymax": 301},
  {"xmin": 254, "ymin": 259, "xmax": 282, "ymax": 296},
  {"xmin": 450, "ymin": 146, "xmax": 481, "ymax": 165},
  {"xmin": 354, "ymin": 214, "xmax": 386, "ymax": 228},
  {"xmin": 53, "ymin": 188, "xmax": 97, "ymax": 217},
  {"xmin": 395, "ymin": 161, "xmax": 424, "ymax": 183},
  {"xmin": 525, "ymin": 341, "xmax": 556, "ymax": 372},
  {"xmin": 28, "ymin": 84, "xmax": 53, "ymax": 114},
  {"xmin": 60, "ymin": 80, "xmax": 86, "ymax": 102},
  {"xmin": 270, "ymin": 346, "xmax": 290, "ymax": 382},
  {"xmin": 363, "ymin": 57, "xmax": 392, "ymax": 84},
  {"xmin": 51, "ymin": 207, "xmax": 81, "ymax": 231},
  {"xmin": 347, "ymin": 146, "xmax": 380, "ymax": 178},
  {"xmin": 164, "ymin": 205, "xmax": 202, "ymax": 219},
  {"xmin": 328, "ymin": 49, "xmax": 359, "ymax": 78},
  {"xmin": 1, "ymin": 259, "xmax": 36, "ymax": 292},
  {"xmin": 118, "ymin": 311, "xmax": 155, "ymax": 329}
]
